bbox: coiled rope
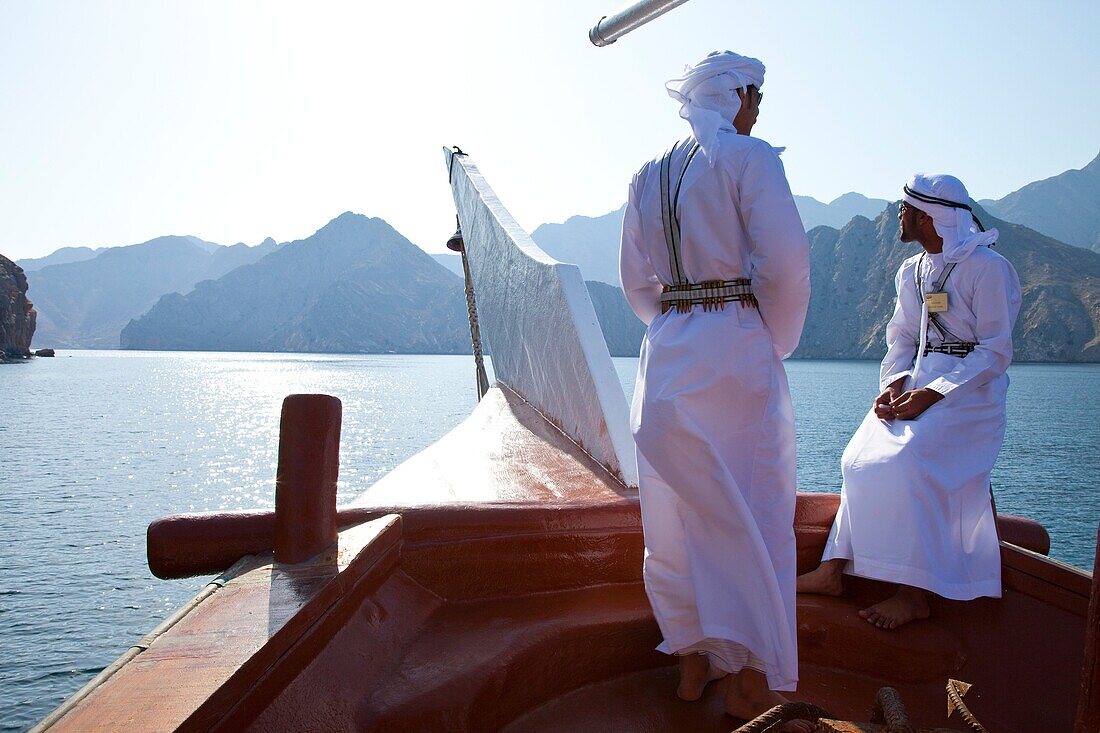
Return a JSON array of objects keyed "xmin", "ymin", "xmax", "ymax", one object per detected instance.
[
  {"xmin": 869, "ymin": 687, "xmax": 915, "ymax": 733},
  {"xmin": 732, "ymin": 682, "xmax": 986, "ymax": 732},
  {"xmin": 732, "ymin": 702, "xmax": 832, "ymax": 732}
]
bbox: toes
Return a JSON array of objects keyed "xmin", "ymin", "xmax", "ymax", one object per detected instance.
[
  {"xmin": 677, "ymin": 680, "xmax": 706, "ymax": 701},
  {"xmin": 858, "ymin": 608, "xmax": 871, "ymax": 619}
]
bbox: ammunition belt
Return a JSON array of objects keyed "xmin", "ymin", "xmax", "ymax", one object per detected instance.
[
  {"xmin": 923, "ymin": 341, "xmax": 976, "ymax": 357},
  {"xmin": 660, "ymin": 279, "xmax": 756, "ymax": 314}
]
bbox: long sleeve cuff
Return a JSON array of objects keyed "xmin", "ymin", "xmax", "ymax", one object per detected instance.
[
  {"xmin": 880, "ymin": 371, "xmax": 910, "ymax": 392},
  {"xmin": 924, "ymin": 374, "xmax": 964, "ymax": 398}
]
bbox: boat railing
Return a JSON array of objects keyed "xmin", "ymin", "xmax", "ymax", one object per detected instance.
[{"xmin": 443, "ymin": 147, "xmax": 638, "ymax": 486}]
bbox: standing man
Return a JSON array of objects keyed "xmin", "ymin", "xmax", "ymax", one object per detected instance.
[
  {"xmin": 620, "ymin": 51, "xmax": 811, "ymax": 722},
  {"xmin": 798, "ymin": 174, "xmax": 1022, "ymax": 630}
]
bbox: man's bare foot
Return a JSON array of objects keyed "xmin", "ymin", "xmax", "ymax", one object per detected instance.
[
  {"xmin": 796, "ymin": 560, "xmax": 845, "ymax": 597},
  {"xmin": 676, "ymin": 653, "xmax": 724, "ymax": 701},
  {"xmin": 859, "ymin": 585, "xmax": 930, "ymax": 629},
  {"xmin": 724, "ymin": 669, "xmax": 818, "ymax": 731}
]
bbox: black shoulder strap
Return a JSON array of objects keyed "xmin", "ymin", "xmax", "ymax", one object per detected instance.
[
  {"xmin": 659, "ymin": 142, "xmax": 679, "ymax": 283},
  {"xmin": 914, "ymin": 255, "xmax": 958, "ymax": 298},
  {"xmin": 932, "ymin": 262, "xmax": 957, "ymax": 292},
  {"xmin": 916, "ymin": 255, "xmax": 962, "ymax": 342},
  {"xmin": 659, "ymin": 141, "xmax": 701, "ymax": 286}
]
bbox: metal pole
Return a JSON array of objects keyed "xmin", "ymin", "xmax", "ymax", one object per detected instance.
[{"xmin": 589, "ymin": 0, "xmax": 691, "ymax": 47}]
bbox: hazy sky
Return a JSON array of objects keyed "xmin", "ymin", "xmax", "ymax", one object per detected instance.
[{"xmin": 1, "ymin": 1, "xmax": 1097, "ymax": 260}]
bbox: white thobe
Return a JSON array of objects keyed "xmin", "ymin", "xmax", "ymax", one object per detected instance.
[
  {"xmin": 620, "ymin": 133, "xmax": 810, "ymax": 691},
  {"xmin": 822, "ymin": 246, "xmax": 1022, "ymax": 600}
]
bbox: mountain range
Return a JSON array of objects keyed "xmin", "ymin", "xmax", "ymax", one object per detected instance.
[
  {"xmin": 428, "ymin": 192, "xmax": 893, "ymax": 287},
  {"xmin": 793, "ymin": 193, "xmax": 890, "ymax": 230},
  {"xmin": 120, "ymin": 213, "xmax": 643, "ymax": 356},
  {"xmin": 9, "ymin": 150, "xmax": 1098, "ymax": 361},
  {"xmin": 798, "ymin": 203, "xmax": 1100, "ymax": 362},
  {"xmin": 981, "ymin": 151, "xmax": 1100, "ymax": 253},
  {"xmin": 16, "ymin": 246, "xmax": 102, "ymax": 272},
  {"xmin": 527, "ymin": 206, "xmax": 629, "ymax": 286},
  {"xmin": 121, "ymin": 214, "xmax": 469, "ymax": 354},
  {"xmin": 23, "ymin": 236, "xmax": 278, "ymax": 348}
]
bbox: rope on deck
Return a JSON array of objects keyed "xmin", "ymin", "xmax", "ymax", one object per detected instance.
[
  {"xmin": 732, "ymin": 701, "xmax": 832, "ymax": 732},
  {"xmin": 734, "ymin": 682, "xmax": 988, "ymax": 732},
  {"xmin": 869, "ymin": 686, "xmax": 915, "ymax": 733}
]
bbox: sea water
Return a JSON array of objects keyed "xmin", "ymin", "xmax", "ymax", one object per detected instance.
[{"xmin": 1, "ymin": 352, "xmax": 1097, "ymax": 730}]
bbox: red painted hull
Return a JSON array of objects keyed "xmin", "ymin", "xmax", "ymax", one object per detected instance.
[{"xmin": 37, "ymin": 388, "xmax": 1092, "ymax": 732}]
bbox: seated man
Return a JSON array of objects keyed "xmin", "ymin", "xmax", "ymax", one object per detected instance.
[{"xmin": 798, "ymin": 173, "xmax": 1021, "ymax": 629}]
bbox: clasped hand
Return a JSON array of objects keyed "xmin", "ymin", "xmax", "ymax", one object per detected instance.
[{"xmin": 873, "ymin": 386, "xmax": 943, "ymax": 420}]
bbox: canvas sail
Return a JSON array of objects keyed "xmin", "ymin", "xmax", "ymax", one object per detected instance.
[{"xmin": 444, "ymin": 148, "xmax": 637, "ymax": 486}]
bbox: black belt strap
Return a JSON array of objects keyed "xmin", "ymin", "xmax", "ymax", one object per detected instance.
[
  {"xmin": 923, "ymin": 342, "xmax": 976, "ymax": 357},
  {"xmin": 660, "ymin": 279, "xmax": 756, "ymax": 314}
]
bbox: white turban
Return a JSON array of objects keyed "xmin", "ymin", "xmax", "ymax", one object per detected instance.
[
  {"xmin": 666, "ymin": 50, "xmax": 766, "ymax": 166},
  {"xmin": 902, "ymin": 173, "xmax": 998, "ymax": 263}
]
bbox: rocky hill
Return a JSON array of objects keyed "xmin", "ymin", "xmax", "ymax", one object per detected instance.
[
  {"xmin": 27, "ymin": 236, "xmax": 278, "ymax": 348},
  {"xmin": 527, "ymin": 194, "xmax": 889, "ymax": 287},
  {"xmin": 26, "ymin": 174, "xmax": 1099, "ymax": 363},
  {"xmin": 17, "ymin": 246, "xmax": 100, "ymax": 272},
  {"xmin": 797, "ymin": 204, "xmax": 1100, "ymax": 362},
  {"xmin": 121, "ymin": 213, "xmax": 470, "ymax": 353},
  {"xmin": 586, "ymin": 280, "xmax": 646, "ymax": 357},
  {"xmin": 530, "ymin": 207, "xmax": 628, "ymax": 286},
  {"xmin": 0, "ymin": 254, "xmax": 36, "ymax": 358},
  {"xmin": 119, "ymin": 212, "xmax": 649, "ymax": 358},
  {"xmin": 431, "ymin": 253, "xmax": 464, "ymax": 278},
  {"xmin": 521, "ymin": 196, "xmax": 1100, "ymax": 362},
  {"xmin": 793, "ymin": 193, "xmax": 890, "ymax": 230},
  {"xmin": 981, "ymin": 152, "xmax": 1100, "ymax": 252}
]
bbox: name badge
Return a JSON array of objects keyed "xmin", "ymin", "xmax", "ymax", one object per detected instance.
[{"xmin": 926, "ymin": 292, "xmax": 949, "ymax": 313}]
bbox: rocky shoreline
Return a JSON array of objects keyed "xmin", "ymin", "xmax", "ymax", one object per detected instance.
[{"xmin": 1, "ymin": 254, "xmax": 37, "ymax": 360}]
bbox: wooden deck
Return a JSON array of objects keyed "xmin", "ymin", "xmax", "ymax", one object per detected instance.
[{"xmin": 37, "ymin": 386, "xmax": 1092, "ymax": 732}]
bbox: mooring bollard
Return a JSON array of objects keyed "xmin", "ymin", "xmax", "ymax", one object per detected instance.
[{"xmin": 273, "ymin": 394, "xmax": 342, "ymax": 564}]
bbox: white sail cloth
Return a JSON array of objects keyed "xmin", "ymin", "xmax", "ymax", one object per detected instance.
[
  {"xmin": 822, "ymin": 242, "xmax": 1022, "ymax": 600},
  {"xmin": 666, "ymin": 51, "xmax": 766, "ymax": 166},
  {"xmin": 620, "ymin": 132, "xmax": 810, "ymax": 690}
]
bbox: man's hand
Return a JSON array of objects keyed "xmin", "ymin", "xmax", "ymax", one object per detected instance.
[
  {"xmin": 889, "ymin": 388, "xmax": 944, "ymax": 420},
  {"xmin": 873, "ymin": 388, "xmax": 901, "ymax": 419},
  {"xmin": 873, "ymin": 377, "xmax": 908, "ymax": 419}
]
